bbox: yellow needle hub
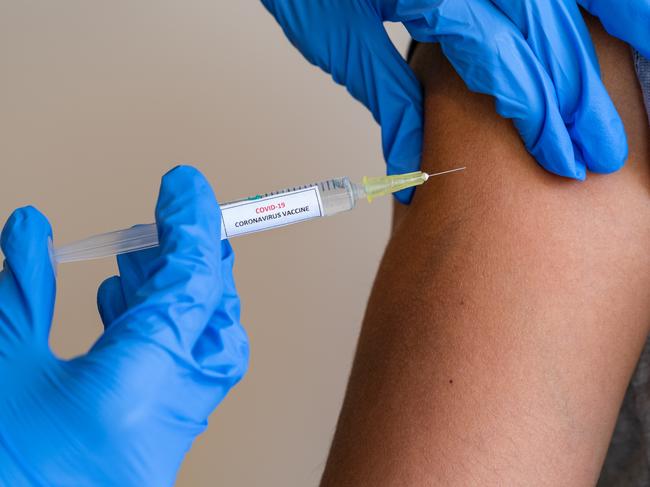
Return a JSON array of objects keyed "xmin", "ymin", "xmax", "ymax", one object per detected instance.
[{"xmin": 362, "ymin": 167, "xmax": 465, "ymax": 202}]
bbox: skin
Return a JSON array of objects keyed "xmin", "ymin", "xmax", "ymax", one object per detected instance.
[{"xmin": 321, "ymin": 14, "xmax": 649, "ymax": 487}]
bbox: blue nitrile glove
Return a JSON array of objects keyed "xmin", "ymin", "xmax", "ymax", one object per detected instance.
[
  {"xmin": 260, "ymin": 0, "xmax": 424, "ymax": 203},
  {"xmin": 578, "ymin": 0, "xmax": 650, "ymax": 59},
  {"xmin": 0, "ymin": 166, "xmax": 249, "ymax": 487},
  {"xmin": 394, "ymin": 0, "xmax": 630, "ymax": 178},
  {"xmin": 262, "ymin": 0, "xmax": 633, "ymax": 201}
]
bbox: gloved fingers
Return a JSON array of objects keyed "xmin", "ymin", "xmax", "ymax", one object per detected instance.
[
  {"xmin": 102, "ymin": 239, "xmax": 248, "ymax": 417},
  {"xmin": 110, "ymin": 237, "xmax": 248, "ymax": 389},
  {"xmin": 325, "ymin": 15, "xmax": 424, "ymax": 203},
  {"xmin": 260, "ymin": 0, "xmax": 423, "ymax": 204},
  {"xmin": 489, "ymin": 0, "xmax": 627, "ymax": 173},
  {"xmin": 365, "ymin": 25, "xmax": 423, "ymax": 204},
  {"xmin": 405, "ymin": 0, "xmax": 584, "ymax": 179},
  {"xmin": 109, "ymin": 166, "xmax": 226, "ymax": 353},
  {"xmin": 192, "ymin": 241, "xmax": 249, "ymax": 385},
  {"xmin": 114, "ymin": 245, "xmax": 160, "ymax": 308},
  {"xmin": 0, "ymin": 206, "xmax": 56, "ymax": 348},
  {"xmin": 578, "ymin": 0, "xmax": 650, "ymax": 58},
  {"xmin": 97, "ymin": 275, "xmax": 127, "ymax": 330}
]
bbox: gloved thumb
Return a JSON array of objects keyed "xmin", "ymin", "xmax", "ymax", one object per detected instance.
[
  {"xmin": 337, "ymin": 24, "xmax": 423, "ymax": 204},
  {"xmin": 260, "ymin": 0, "xmax": 423, "ymax": 203},
  {"xmin": 0, "ymin": 206, "xmax": 56, "ymax": 350}
]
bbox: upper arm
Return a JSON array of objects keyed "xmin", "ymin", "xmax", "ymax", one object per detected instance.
[{"xmin": 322, "ymin": 15, "xmax": 649, "ymax": 486}]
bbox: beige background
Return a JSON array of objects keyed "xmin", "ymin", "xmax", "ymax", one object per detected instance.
[{"xmin": 0, "ymin": 2, "xmax": 409, "ymax": 485}]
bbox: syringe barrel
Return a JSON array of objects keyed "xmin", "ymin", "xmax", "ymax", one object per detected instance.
[
  {"xmin": 54, "ymin": 169, "xmax": 462, "ymax": 264},
  {"xmin": 317, "ymin": 177, "xmax": 359, "ymax": 216},
  {"xmin": 54, "ymin": 177, "xmax": 362, "ymax": 264}
]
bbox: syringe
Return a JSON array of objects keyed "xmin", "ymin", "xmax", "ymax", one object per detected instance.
[{"xmin": 53, "ymin": 167, "xmax": 465, "ymax": 264}]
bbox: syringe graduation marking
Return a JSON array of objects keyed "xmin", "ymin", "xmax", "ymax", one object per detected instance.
[{"xmin": 262, "ymin": 182, "xmax": 319, "ymax": 199}]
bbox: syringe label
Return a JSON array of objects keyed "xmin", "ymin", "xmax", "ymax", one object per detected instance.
[{"xmin": 220, "ymin": 186, "xmax": 323, "ymax": 239}]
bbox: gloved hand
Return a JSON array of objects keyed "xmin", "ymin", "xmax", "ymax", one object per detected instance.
[
  {"xmin": 578, "ymin": 0, "xmax": 649, "ymax": 58},
  {"xmin": 0, "ymin": 166, "xmax": 249, "ymax": 486},
  {"xmin": 395, "ymin": 0, "xmax": 631, "ymax": 180},
  {"xmin": 261, "ymin": 0, "xmax": 638, "ymax": 200},
  {"xmin": 260, "ymin": 0, "xmax": 424, "ymax": 203}
]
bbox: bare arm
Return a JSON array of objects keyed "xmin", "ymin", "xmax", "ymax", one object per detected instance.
[{"xmin": 322, "ymin": 15, "xmax": 650, "ymax": 486}]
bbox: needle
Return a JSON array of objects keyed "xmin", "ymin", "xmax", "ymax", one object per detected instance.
[{"xmin": 423, "ymin": 167, "xmax": 466, "ymax": 181}]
